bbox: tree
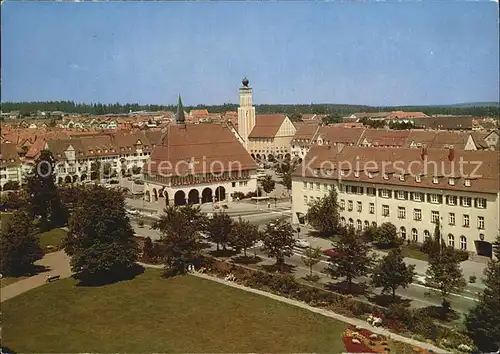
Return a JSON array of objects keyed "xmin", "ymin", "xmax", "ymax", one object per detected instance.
[
  {"xmin": 426, "ymin": 244, "xmax": 466, "ymax": 312},
  {"xmin": 372, "ymin": 247, "xmax": 416, "ymax": 301},
  {"xmin": 2, "ymin": 181, "xmax": 20, "ymax": 191},
  {"xmin": 102, "ymin": 163, "xmax": 112, "ymax": 179},
  {"xmin": 26, "ymin": 149, "xmax": 67, "ymax": 229},
  {"xmin": 90, "ymin": 160, "xmax": 101, "ymax": 180},
  {"xmin": 260, "ymin": 175, "xmax": 275, "ymax": 196},
  {"xmin": 152, "ymin": 204, "xmax": 206, "ymax": 274},
  {"xmin": 374, "ymin": 222, "xmax": 400, "ymax": 248},
  {"xmin": 305, "ymin": 188, "xmax": 340, "ymax": 237},
  {"xmin": 228, "ymin": 217, "xmax": 259, "ymax": 257},
  {"xmin": 465, "ymin": 235, "xmax": 500, "ymax": 352},
  {"xmin": 301, "ymin": 246, "xmax": 323, "ymax": 276},
  {"xmin": 63, "ymin": 185, "xmax": 138, "ymax": 283},
  {"xmin": 327, "ymin": 226, "xmax": 375, "ymax": 293},
  {"xmin": 321, "ymin": 114, "xmax": 343, "ymax": 125},
  {"xmin": 261, "ymin": 220, "xmax": 295, "ymax": 267},
  {"xmin": 207, "ymin": 211, "xmax": 233, "ymax": 251},
  {"xmin": 275, "ymin": 159, "xmax": 296, "ymax": 193},
  {"xmin": 0, "ymin": 210, "xmax": 44, "ymax": 275},
  {"xmin": 142, "ymin": 237, "xmax": 155, "ymax": 262}
]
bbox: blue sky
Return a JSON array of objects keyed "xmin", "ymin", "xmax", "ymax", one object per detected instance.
[{"xmin": 1, "ymin": 1, "xmax": 498, "ymax": 106}]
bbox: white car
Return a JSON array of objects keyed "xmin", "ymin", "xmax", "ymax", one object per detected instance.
[{"xmin": 295, "ymin": 239, "xmax": 310, "ymax": 248}]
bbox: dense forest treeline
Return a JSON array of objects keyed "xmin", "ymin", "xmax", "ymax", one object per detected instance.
[{"xmin": 1, "ymin": 100, "xmax": 498, "ymax": 118}]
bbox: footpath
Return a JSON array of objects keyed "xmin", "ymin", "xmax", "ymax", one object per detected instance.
[{"xmin": 1, "ymin": 251, "xmax": 71, "ymax": 303}]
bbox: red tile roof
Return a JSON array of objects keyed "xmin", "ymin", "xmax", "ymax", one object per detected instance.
[{"xmin": 248, "ymin": 114, "xmax": 286, "ymax": 138}]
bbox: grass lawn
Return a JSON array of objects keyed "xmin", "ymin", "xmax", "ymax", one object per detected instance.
[
  {"xmin": 379, "ymin": 244, "xmax": 428, "ymax": 261},
  {"xmin": 3, "ymin": 269, "xmax": 356, "ymax": 353},
  {"xmin": 38, "ymin": 228, "xmax": 68, "ymax": 251},
  {"xmin": 0, "ymin": 212, "xmax": 14, "ymax": 231}
]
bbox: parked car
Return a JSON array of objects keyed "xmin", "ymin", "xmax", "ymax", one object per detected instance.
[
  {"xmin": 295, "ymin": 239, "xmax": 310, "ymax": 248},
  {"xmin": 322, "ymin": 248, "xmax": 344, "ymax": 258}
]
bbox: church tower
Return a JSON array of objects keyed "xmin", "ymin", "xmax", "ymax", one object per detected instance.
[{"xmin": 237, "ymin": 77, "xmax": 256, "ymax": 150}]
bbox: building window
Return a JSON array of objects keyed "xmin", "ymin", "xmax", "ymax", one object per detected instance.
[
  {"xmin": 432, "ymin": 176, "xmax": 439, "ymax": 184},
  {"xmin": 460, "ymin": 236, "xmax": 467, "ymax": 250},
  {"xmin": 424, "ymin": 230, "xmax": 431, "ymax": 240},
  {"xmin": 415, "ymin": 175, "xmax": 422, "ymax": 183},
  {"xmin": 414, "ymin": 209, "xmax": 422, "ymax": 221},
  {"xmin": 303, "ymin": 196, "xmax": 308, "ymax": 204},
  {"xmin": 430, "ymin": 194, "xmax": 440, "ymax": 204},
  {"xmin": 448, "ymin": 234, "xmax": 455, "ymax": 248},
  {"xmin": 431, "ymin": 211, "xmax": 440, "ymax": 223},
  {"xmin": 309, "ymin": 182, "xmax": 313, "ymax": 190},
  {"xmin": 367, "ymin": 187, "xmax": 376, "ymax": 196},
  {"xmin": 400, "ymin": 227, "xmax": 406, "ymax": 239},
  {"xmin": 449, "ymin": 213, "xmax": 455, "ymax": 225},
  {"xmin": 381, "ymin": 189, "xmax": 390, "ymax": 198},
  {"xmin": 303, "ymin": 182, "xmax": 307, "ymax": 190},
  {"xmin": 464, "ymin": 179, "xmax": 471, "ymax": 187},
  {"xmin": 448, "ymin": 177, "xmax": 455, "ymax": 185},
  {"xmin": 369, "ymin": 202, "xmax": 375, "ymax": 214},
  {"xmin": 372, "ymin": 221, "xmax": 377, "ymax": 228},
  {"xmin": 341, "ymin": 217, "xmax": 346, "ymax": 227},
  {"xmin": 396, "ymin": 191, "xmax": 405, "ymax": 200},
  {"xmin": 323, "ymin": 183, "xmax": 328, "ymax": 191},
  {"xmin": 413, "ymin": 192, "xmax": 422, "ymax": 202},
  {"xmin": 478, "ymin": 216, "xmax": 485, "ymax": 230},
  {"xmin": 316, "ymin": 183, "xmax": 320, "ymax": 191},
  {"xmin": 309, "ymin": 196, "xmax": 315, "ymax": 203},
  {"xmin": 398, "ymin": 207, "xmax": 406, "ymax": 219},
  {"xmin": 461, "ymin": 197, "xmax": 472, "ymax": 207},
  {"xmin": 446, "ymin": 195, "xmax": 457, "ymax": 206},
  {"xmin": 382, "ymin": 205, "xmax": 390, "ymax": 217},
  {"xmin": 463, "ymin": 214, "xmax": 470, "ymax": 227},
  {"xmin": 348, "ymin": 218, "xmax": 354, "ymax": 228},
  {"xmin": 475, "ymin": 198, "xmax": 487, "ymax": 209},
  {"xmin": 340, "ymin": 199, "xmax": 345, "ymax": 210},
  {"xmin": 364, "ymin": 220, "xmax": 370, "ymax": 229},
  {"xmin": 232, "ymin": 182, "xmax": 236, "ymax": 187},
  {"xmin": 356, "ymin": 219, "xmax": 362, "ymax": 231},
  {"xmin": 356, "ymin": 201, "xmax": 362, "ymax": 212},
  {"xmin": 411, "ymin": 228, "xmax": 418, "ymax": 242},
  {"xmin": 347, "ymin": 200, "xmax": 353, "ymax": 211}
]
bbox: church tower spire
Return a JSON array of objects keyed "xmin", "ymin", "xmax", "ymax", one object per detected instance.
[
  {"xmin": 176, "ymin": 95, "xmax": 185, "ymax": 125},
  {"xmin": 237, "ymin": 77, "xmax": 256, "ymax": 151}
]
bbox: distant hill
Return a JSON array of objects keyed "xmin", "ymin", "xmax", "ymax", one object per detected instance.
[{"xmin": 441, "ymin": 102, "xmax": 500, "ymax": 108}]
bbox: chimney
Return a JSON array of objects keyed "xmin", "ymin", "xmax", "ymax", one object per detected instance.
[
  {"xmin": 448, "ymin": 146, "xmax": 455, "ymax": 161},
  {"xmin": 421, "ymin": 146, "xmax": 427, "ymax": 160}
]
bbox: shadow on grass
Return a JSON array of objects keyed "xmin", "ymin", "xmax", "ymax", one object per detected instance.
[
  {"xmin": 367, "ymin": 294, "xmax": 412, "ymax": 308},
  {"xmin": 209, "ymin": 249, "xmax": 239, "ymax": 258},
  {"xmin": 325, "ymin": 280, "xmax": 369, "ymax": 296},
  {"xmin": 75, "ymin": 264, "xmax": 145, "ymax": 287},
  {"xmin": 261, "ymin": 263, "xmax": 296, "ymax": 274},
  {"xmin": 1, "ymin": 347, "xmax": 17, "ymax": 354},
  {"xmin": 7, "ymin": 264, "xmax": 51, "ymax": 278},
  {"xmin": 232, "ymin": 255, "xmax": 262, "ymax": 265}
]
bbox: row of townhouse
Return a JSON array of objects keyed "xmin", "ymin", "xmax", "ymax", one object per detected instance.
[
  {"xmin": 290, "ymin": 125, "xmax": 499, "ymax": 160},
  {"xmin": 0, "ymin": 143, "xmax": 23, "ymax": 189},
  {"xmin": 291, "ymin": 145, "xmax": 500, "ymax": 259}
]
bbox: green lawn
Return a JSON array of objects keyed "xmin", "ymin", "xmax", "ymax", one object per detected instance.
[
  {"xmin": 0, "ymin": 270, "xmax": 356, "ymax": 353},
  {"xmin": 38, "ymin": 228, "xmax": 68, "ymax": 251},
  {"xmin": 379, "ymin": 244, "xmax": 428, "ymax": 261}
]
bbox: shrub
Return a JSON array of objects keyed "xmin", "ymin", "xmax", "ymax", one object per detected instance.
[
  {"xmin": 420, "ymin": 238, "xmax": 436, "ymax": 254},
  {"xmin": 137, "ymin": 219, "xmax": 144, "ymax": 227},
  {"xmin": 232, "ymin": 192, "xmax": 245, "ymax": 200},
  {"xmin": 453, "ymin": 249, "xmax": 469, "ymax": 262},
  {"xmin": 222, "ymin": 204, "xmax": 228, "ymax": 209},
  {"xmin": 245, "ymin": 191, "xmax": 257, "ymax": 199},
  {"xmin": 469, "ymin": 275, "xmax": 477, "ymax": 283},
  {"xmin": 411, "ymin": 308, "xmax": 438, "ymax": 340}
]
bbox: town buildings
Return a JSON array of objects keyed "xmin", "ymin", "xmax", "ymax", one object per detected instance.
[
  {"xmin": 142, "ymin": 97, "xmax": 258, "ymax": 207},
  {"xmin": 237, "ymin": 78, "xmax": 297, "ymax": 160},
  {"xmin": 291, "ymin": 145, "xmax": 500, "ymax": 259}
]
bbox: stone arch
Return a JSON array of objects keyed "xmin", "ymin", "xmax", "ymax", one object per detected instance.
[
  {"xmin": 400, "ymin": 226, "xmax": 406, "ymax": 239},
  {"xmin": 340, "ymin": 217, "xmax": 346, "ymax": 227},
  {"xmin": 256, "ymin": 154, "xmax": 261, "ymax": 161},
  {"xmin": 152, "ymin": 188, "xmax": 158, "ymax": 202},
  {"xmin": 364, "ymin": 220, "xmax": 370, "ymax": 229},
  {"xmin": 174, "ymin": 190, "xmax": 186, "ymax": 206},
  {"xmin": 158, "ymin": 188, "xmax": 164, "ymax": 198},
  {"xmin": 348, "ymin": 218, "xmax": 354, "ymax": 228},
  {"xmin": 202, "ymin": 188, "xmax": 213, "ymax": 203},
  {"xmin": 251, "ymin": 153, "xmax": 256, "ymax": 160},
  {"xmin": 356, "ymin": 219, "xmax": 362, "ymax": 231},
  {"xmin": 448, "ymin": 233, "xmax": 455, "ymax": 248},
  {"xmin": 145, "ymin": 190, "xmax": 151, "ymax": 202},
  {"xmin": 65, "ymin": 175, "xmax": 72, "ymax": 184},
  {"xmin": 80, "ymin": 174, "xmax": 87, "ymax": 182},
  {"xmin": 277, "ymin": 154, "xmax": 283, "ymax": 160},
  {"xmin": 72, "ymin": 175, "xmax": 78, "ymax": 183},
  {"xmin": 188, "ymin": 189, "xmax": 200, "ymax": 205},
  {"xmin": 285, "ymin": 153, "xmax": 291, "ymax": 160},
  {"xmin": 267, "ymin": 154, "xmax": 274, "ymax": 161},
  {"xmin": 215, "ymin": 186, "xmax": 226, "ymax": 202},
  {"xmin": 58, "ymin": 177, "xmax": 63, "ymax": 184},
  {"xmin": 298, "ymin": 158, "xmax": 303, "ymax": 164}
]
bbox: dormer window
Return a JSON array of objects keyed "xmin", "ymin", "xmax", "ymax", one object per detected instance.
[
  {"xmin": 415, "ymin": 175, "xmax": 421, "ymax": 183},
  {"xmin": 448, "ymin": 177, "xmax": 455, "ymax": 186},
  {"xmin": 464, "ymin": 179, "xmax": 471, "ymax": 187},
  {"xmin": 368, "ymin": 171, "xmax": 374, "ymax": 179},
  {"xmin": 383, "ymin": 173, "xmax": 389, "ymax": 180},
  {"xmin": 399, "ymin": 174, "xmax": 405, "ymax": 182},
  {"xmin": 432, "ymin": 176, "xmax": 439, "ymax": 184},
  {"xmin": 313, "ymin": 169, "xmax": 319, "ymax": 176},
  {"xmin": 354, "ymin": 171, "xmax": 359, "ymax": 177},
  {"xmin": 325, "ymin": 169, "xmax": 333, "ymax": 176},
  {"xmin": 340, "ymin": 170, "xmax": 347, "ymax": 176}
]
